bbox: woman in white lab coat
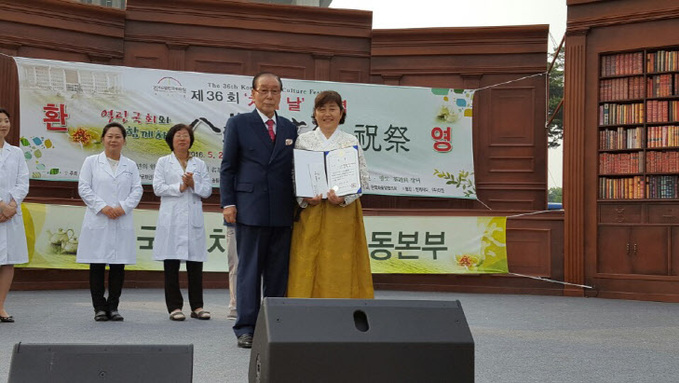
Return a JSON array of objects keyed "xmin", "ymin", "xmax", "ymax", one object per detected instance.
[
  {"xmin": 76, "ymin": 122, "xmax": 143, "ymax": 322},
  {"xmin": 153, "ymin": 124, "xmax": 212, "ymax": 321},
  {"xmin": 0, "ymin": 108, "xmax": 29, "ymax": 323}
]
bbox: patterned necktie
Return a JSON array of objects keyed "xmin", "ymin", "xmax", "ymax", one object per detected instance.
[{"xmin": 266, "ymin": 119, "xmax": 275, "ymax": 141}]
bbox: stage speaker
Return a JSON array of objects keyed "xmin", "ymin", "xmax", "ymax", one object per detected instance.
[
  {"xmin": 8, "ymin": 343, "xmax": 193, "ymax": 383},
  {"xmin": 249, "ymin": 298, "xmax": 474, "ymax": 383}
]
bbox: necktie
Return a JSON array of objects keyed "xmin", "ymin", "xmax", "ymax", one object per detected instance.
[{"xmin": 266, "ymin": 119, "xmax": 275, "ymax": 141}]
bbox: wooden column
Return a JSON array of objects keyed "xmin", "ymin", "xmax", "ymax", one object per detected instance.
[
  {"xmin": 312, "ymin": 53, "xmax": 333, "ymax": 80},
  {"xmin": 381, "ymin": 74, "xmax": 402, "ymax": 86},
  {"xmin": 563, "ymin": 30, "xmax": 587, "ymax": 296},
  {"xmin": 167, "ymin": 43, "xmax": 188, "ymax": 71}
]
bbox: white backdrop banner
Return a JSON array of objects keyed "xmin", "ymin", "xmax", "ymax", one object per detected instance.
[{"xmin": 14, "ymin": 57, "xmax": 476, "ymax": 199}]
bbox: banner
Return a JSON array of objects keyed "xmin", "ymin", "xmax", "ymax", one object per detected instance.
[
  {"xmin": 14, "ymin": 57, "xmax": 477, "ymax": 199},
  {"xmin": 18, "ymin": 203, "xmax": 507, "ymax": 274}
]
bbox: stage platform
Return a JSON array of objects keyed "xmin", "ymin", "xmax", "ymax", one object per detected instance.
[{"xmin": 2, "ymin": 289, "xmax": 677, "ymax": 382}]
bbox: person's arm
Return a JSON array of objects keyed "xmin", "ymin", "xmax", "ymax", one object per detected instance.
[
  {"xmin": 152, "ymin": 157, "xmax": 182, "ymax": 197},
  {"xmin": 8, "ymin": 148, "xmax": 29, "ymax": 207},
  {"xmin": 1, "ymin": 148, "xmax": 29, "ymax": 219},
  {"xmin": 120, "ymin": 160, "xmax": 143, "ymax": 214},
  {"xmin": 220, "ymin": 118, "xmax": 239, "ymax": 223},
  {"xmin": 78, "ymin": 156, "xmax": 109, "ymax": 214},
  {"xmin": 192, "ymin": 160, "xmax": 213, "ymax": 199}
]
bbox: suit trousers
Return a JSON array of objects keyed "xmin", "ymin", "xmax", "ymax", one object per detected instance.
[
  {"xmin": 226, "ymin": 225, "xmax": 238, "ymax": 315},
  {"xmin": 233, "ymin": 223, "xmax": 291, "ymax": 337},
  {"xmin": 163, "ymin": 260, "xmax": 204, "ymax": 313},
  {"xmin": 89, "ymin": 263, "xmax": 125, "ymax": 313}
]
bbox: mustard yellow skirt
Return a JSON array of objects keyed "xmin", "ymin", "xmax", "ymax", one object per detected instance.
[{"xmin": 287, "ymin": 199, "xmax": 374, "ymax": 298}]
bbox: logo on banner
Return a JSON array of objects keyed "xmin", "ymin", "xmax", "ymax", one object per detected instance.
[{"xmin": 153, "ymin": 77, "xmax": 187, "ymax": 98}]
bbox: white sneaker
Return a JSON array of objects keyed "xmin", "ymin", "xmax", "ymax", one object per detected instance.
[{"xmin": 227, "ymin": 309, "xmax": 237, "ymax": 320}]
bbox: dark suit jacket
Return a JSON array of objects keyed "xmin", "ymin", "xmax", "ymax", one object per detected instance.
[{"xmin": 220, "ymin": 109, "xmax": 297, "ymax": 227}]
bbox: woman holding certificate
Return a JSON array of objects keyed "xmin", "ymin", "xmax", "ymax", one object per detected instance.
[{"xmin": 287, "ymin": 90, "xmax": 374, "ymax": 299}]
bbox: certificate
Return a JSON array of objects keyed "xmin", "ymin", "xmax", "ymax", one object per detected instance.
[{"xmin": 294, "ymin": 146, "xmax": 362, "ymax": 198}]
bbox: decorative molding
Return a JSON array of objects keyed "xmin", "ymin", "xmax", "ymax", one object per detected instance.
[
  {"xmin": 563, "ymin": 33, "xmax": 587, "ymax": 293},
  {"xmin": 125, "ymin": 0, "xmax": 372, "ymax": 39},
  {"xmin": 372, "ymin": 25, "xmax": 548, "ymax": 56},
  {"xmin": 371, "ymin": 66, "xmax": 545, "ymax": 76},
  {"xmin": 123, "ymin": 34, "xmax": 371, "ymax": 58},
  {"xmin": 568, "ymin": 5, "xmax": 679, "ymax": 32}
]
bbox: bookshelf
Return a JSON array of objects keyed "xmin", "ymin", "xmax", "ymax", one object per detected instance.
[
  {"xmin": 598, "ymin": 48, "xmax": 679, "ymax": 201},
  {"xmin": 593, "ymin": 46, "xmax": 679, "ymax": 288}
]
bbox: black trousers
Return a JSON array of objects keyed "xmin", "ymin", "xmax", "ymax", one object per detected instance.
[
  {"xmin": 89, "ymin": 263, "xmax": 125, "ymax": 313},
  {"xmin": 164, "ymin": 260, "xmax": 204, "ymax": 313}
]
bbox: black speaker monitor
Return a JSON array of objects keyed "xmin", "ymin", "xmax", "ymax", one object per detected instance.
[
  {"xmin": 8, "ymin": 343, "xmax": 194, "ymax": 383},
  {"xmin": 249, "ymin": 298, "xmax": 474, "ymax": 383}
]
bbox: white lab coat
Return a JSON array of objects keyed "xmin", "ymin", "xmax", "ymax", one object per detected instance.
[
  {"xmin": 0, "ymin": 144, "xmax": 29, "ymax": 265},
  {"xmin": 152, "ymin": 153, "xmax": 212, "ymax": 262},
  {"xmin": 76, "ymin": 152, "xmax": 143, "ymax": 264}
]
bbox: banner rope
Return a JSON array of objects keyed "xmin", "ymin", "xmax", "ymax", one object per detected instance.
[
  {"xmin": 471, "ymin": 72, "xmax": 547, "ymax": 92},
  {"xmin": 503, "ymin": 208, "xmax": 595, "ymax": 290},
  {"xmin": 509, "ymin": 273, "xmax": 594, "ymax": 289}
]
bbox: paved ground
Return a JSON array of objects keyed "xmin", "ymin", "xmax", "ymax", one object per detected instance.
[{"xmin": 1, "ymin": 289, "xmax": 678, "ymax": 382}]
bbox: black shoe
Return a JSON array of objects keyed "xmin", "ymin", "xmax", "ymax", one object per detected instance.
[
  {"xmin": 94, "ymin": 311, "xmax": 109, "ymax": 322},
  {"xmin": 108, "ymin": 311, "xmax": 124, "ymax": 321},
  {"xmin": 0, "ymin": 315, "xmax": 15, "ymax": 323},
  {"xmin": 237, "ymin": 334, "xmax": 253, "ymax": 349}
]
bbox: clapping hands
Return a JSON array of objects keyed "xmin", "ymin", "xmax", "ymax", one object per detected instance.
[{"xmin": 180, "ymin": 172, "xmax": 194, "ymax": 192}]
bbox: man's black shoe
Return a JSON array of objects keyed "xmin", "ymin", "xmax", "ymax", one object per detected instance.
[{"xmin": 237, "ymin": 334, "xmax": 253, "ymax": 349}]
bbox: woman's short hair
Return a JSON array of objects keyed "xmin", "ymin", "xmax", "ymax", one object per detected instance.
[
  {"xmin": 165, "ymin": 123, "xmax": 194, "ymax": 151},
  {"xmin": 311, "ymin": 90, "xmax": 346, "ymax": 126},
  {"xmin": 0, "ymin": 108, "xmax": 10, "ymax": 119},
  {"xmin": 102, "ymin": 122, "xmax": 126, "ymax": 139}
]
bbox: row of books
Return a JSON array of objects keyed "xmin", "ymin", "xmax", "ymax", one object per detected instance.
[
  {"xmin": 599, "ymin": 103, "xmax": 645, "ymax": 125},
  {"xmin": 647, "ymin": 50, "xmax": 679, "ymax": 73},
  {"xmin": 599, "ymin": 127, "xmax": 644, "ymax": 150},
  {"xmin": 647, "ymin": 175, "xmax": 679, "ymax": 199},
  {"xmin": 599, "ymin": 175, "xmax": 679, "ymax": 199},
  {"xmin": 646, "ymin": 100, "xmax": 679, "ymax": 123},
  {"xmin": 601, "ymin": 52, "xmax": 644, "ymax": 77},
  {"xmin": 647, "ymin": 125, "xmax": 679, "ymax": 148},
  {"xmin": 599, "ymin": 76, "xmax": 644, "ymax": 101},
  {"xmin": 646, "ymin": 151, "xmax": 679, "ymax": 173},
  {"xmin": 598, "ymin": 176, "xmax": 645, "ymax": 199},
  {"xmin": 599, "ymin": 152, "xmax": 644, "ymax": 174},
  {"xmin": 646, "ymin": 74, "xmax": 679, "ymax": 97}
]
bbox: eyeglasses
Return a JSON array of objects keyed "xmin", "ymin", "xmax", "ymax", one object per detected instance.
[{"xmin": 254, "ymin": 88, "xmax": 281, "ymax": 96}]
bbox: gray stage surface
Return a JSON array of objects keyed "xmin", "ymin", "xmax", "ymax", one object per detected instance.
[{"xmin": 1, "ymin": 289, "xmax": 678, "ymax": 382}]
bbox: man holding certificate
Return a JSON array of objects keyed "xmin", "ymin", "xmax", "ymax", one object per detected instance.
[{"xmin": 288, "ymin": 90, "xmax": 374, "ymax": 299}]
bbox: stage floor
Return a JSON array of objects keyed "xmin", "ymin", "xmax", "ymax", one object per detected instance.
[{"xmin": 2, "ymin": 289, "xmax": 677, "ymax": 382}]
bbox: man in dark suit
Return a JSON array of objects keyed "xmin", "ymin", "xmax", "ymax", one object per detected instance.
[{"xmin": 220, "ymin": 72, "xmax": 297, "ymax": 348}]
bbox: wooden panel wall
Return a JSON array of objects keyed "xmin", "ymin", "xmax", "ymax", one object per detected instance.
[
  {"xmin": 0, "ymin": 0, "xmax": 561, "ymax": 294},
  {"xmin": 369, "ymin": 26, "xmax": 549, "ymax": 211}
]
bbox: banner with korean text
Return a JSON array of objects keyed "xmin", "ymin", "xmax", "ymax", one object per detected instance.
[
  {"xmin": 18, "ymin": 203, "xmax": 508, "ymax": 274},
  {"xmin": 14, "ymin": 57, "xmax": 477, "ymax": 199}
]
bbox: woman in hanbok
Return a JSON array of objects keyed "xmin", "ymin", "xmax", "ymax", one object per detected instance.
[
  {"xmin": 287, "ymin": 91, "xmax": 374, "ymax": 298},
  {"xmin": 0, "ymin": 108, "xmax": 29, "ymax": 323},
  {"xmin": 77, "ymin": 122, "xmax": 143, "ymax": 322},
  {"xmin": 152, "ymin": 123, "xmax": 212, "ymax": 321}
]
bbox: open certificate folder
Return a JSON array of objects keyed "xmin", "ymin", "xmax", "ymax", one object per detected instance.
[{"xmin": 294, "ymin": 146, "xmax": 362, "ymax": 198}]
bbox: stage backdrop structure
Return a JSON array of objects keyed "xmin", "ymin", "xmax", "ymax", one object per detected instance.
[{"xmin": 0, "ymin": 0, "xmax": 560, "ymax": 296}]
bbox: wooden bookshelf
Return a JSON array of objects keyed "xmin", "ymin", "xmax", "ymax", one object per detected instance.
[{"xmin": 598, "ymin": 48, "xmax": 679, "ymax": 201}]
